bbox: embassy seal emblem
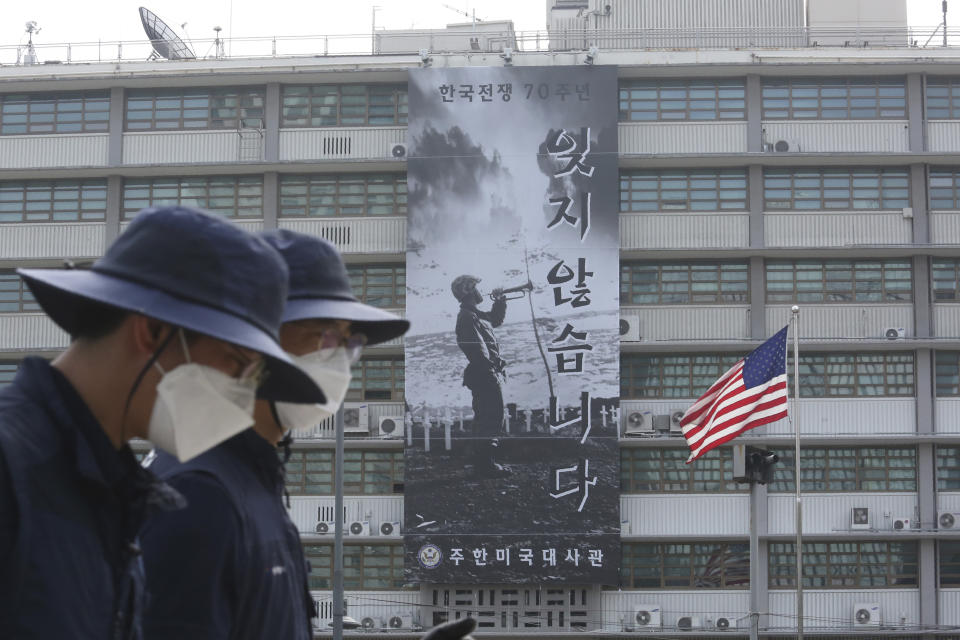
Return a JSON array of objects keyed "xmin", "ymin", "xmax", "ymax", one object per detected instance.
[{"xmin": 418, "ymin": 544, "xmax": 442, "ymax": 569}]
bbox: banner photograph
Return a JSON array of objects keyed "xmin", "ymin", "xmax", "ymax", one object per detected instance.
[{"xmin": 404, "ymin": 65, "xmax": 620, "ymax": 584}]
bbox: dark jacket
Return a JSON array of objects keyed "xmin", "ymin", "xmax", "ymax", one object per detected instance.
[
  {"xmin": 141, "ymin": 429, "xmax": 314, "ymax": 640},
  {"xmin": 456, "ymin": 297, "xmax": 507, "ymax": 387},
  {"xmin": 0, "ymin": 357, "xmax": 182, "ymax": 640}
]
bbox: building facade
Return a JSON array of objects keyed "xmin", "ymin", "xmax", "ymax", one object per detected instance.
[{"xmin": 2, "ymin": 5, "xmax": 960, "ymax": 638}]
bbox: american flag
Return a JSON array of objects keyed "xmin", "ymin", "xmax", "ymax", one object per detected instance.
[{"xmin": 681, "ymin": 326, "xmax": 789, "ymax": 463}]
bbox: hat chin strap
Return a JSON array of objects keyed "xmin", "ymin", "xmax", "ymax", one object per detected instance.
[{"xmin": 121, "ymin": 327, "xmax": 178, "ymax": 446}]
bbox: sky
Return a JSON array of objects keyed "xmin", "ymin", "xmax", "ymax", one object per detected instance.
[{"xmin": 1, "ymin": 1, "xmax": 954, "ymax": 54}]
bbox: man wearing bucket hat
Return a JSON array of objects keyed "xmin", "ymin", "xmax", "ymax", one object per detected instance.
[
  {"xmin": 140, "ymin": 229, "xmax": 408, "ymax": 639},
  {"xmin": 0, "ymin": 207, "xmax": 326, "ymax": 640}
]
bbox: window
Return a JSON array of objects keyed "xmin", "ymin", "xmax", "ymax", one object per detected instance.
[
  {"xmin": 765, "ymin": 260, "xmax": 912, "ymax": 303},
  {"xmin": 303, "ymin": 544, "xmax": 407, "ymax": 590},
  {"xmin": 348, "ymin": 358, "xmax": 403, "ymax": 401},
  {"xmin": 279, "ymin": 174, "xmax": 406, "ymax": 217},
  {"xmin": 941, "ymin": 542, "xmax": 960, "ymax": 586},
  {"xmin": 621, "ymin": 353, "xmax": 743, "ymax": 398},
  {"xmin": 0, "ymin": 179, "xmax": 108, "ymax": 223},
  {"xmin": 0, "ymin": 272, "xmax": 39, "ymax": 312},
  {"xmin": 928, "ymin": 168, "xmax": 960, "ymax": 209},
  {"xmin": 621, "ymin": 261, "xmax": 748, "ymax": 304},
  {"xmin": 936, "ymin": 446, "xmax": 960, "ymax": 490},
  {"xmin": 936, "ymin": 352, "xmax": 960, "ymax": 397},
  {"xmin": 761, "ymin": 78, "xmax": 906, "ymax": 119},
  {"xmin": 932, "ymin": 259, "xmax": 960, "ymax": 301},
  {"xmin": 0, "ymin": 92, "xmax": 109, "ymax": 135},
  {"xmin": 284, "ymin": 449, "xmax": 404, "ymax": 495},
  {"xmin": 347, "ymin": 264, "xmax": 405, "ymax": 308},
  {"xmin": 620, "ymin": 169, "xmax": 748, "ymax": 212},
  {"xmin": 769, "ymin": 447, "xmax": 916, "ymax": 492},
  {"xmin": 620, "ymin": 447, "xmax": 744, "ymax": 493},
  {"xmin": 125, "ymin": 87, "xmax": 264, "ymax": 130},
  {"xmin": 794, "ymin": 352, "xmax": 914, "ymax": 397},
  {"xmin": 281, "ymin": 85, "xmax": 407, "ymax": 127},
  {"xmin": 769, "ymin": 541, "xmax": 917, "ymax": 588},
  {"xmin": 619, "ymin": 542, "xmax": 749, "ymax": 589},
  {"xmin": 618, "ymin": 79, "xmax": 746, "ymax": 121},
  {"xmin": 0, "ymin": 361, "xmax": 18, "ymax": 388},
  {"xmin": 122, "ymin": 176, "xmax": 263, "ymax": 219},
  {"xmin": 926, "ymin": 78, "xmax": 960, "ymax": 119},
  {"xmin": 763, "ymin": 168, "xmax": 910, "ymax": 210}
]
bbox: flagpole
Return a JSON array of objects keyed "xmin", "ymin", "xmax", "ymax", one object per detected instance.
[{"xmin": 791, "ymin": 305, "xmax": 803, "ymax": 640}]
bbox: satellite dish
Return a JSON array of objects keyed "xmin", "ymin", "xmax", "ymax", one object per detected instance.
[{"xmin": 139, "ymin": 7, "xmax": 196, "ymax": 60}]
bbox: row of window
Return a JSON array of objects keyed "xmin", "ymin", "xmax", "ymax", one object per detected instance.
[
  {"xmin": 622, "ymin": 352, "xmax": 917, "ymax": 399},
  {"xmin": 620, "ymin": 258, "xmax": 920, "ymax": 305},
  {"xmin": 14, "ymin": 77, "xmax": 960, "ymax": 134},
  {"xmin": 2, "ymin": 351, "xmax": 959, "ymax": 400},
  {"xmin": 14, "ymin": 167, "xmax": 960, "ymax": 222}
]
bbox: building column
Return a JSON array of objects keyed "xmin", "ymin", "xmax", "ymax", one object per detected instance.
[
  {"xmin": 917, "ymin": 345, "xmax": 937, "ymax": 627},
  {"xmin": 108, "ymin": 87, "xmax": 125, "ymax": 167},
  {"xmin": 746, "ymin": 74, "xmax": 762, "ymax": 152},
  {"xmin": 750, "ymin": 482, "xmax": 769, "ymax": 632},
  {"xmin": 263, "ymin": 172, "xmax": 278, "ymax": 230},
  {"xmin": 748, "ymin": 165, "xmax": 764, "ymax": 250},
  {"xmin": 911, "ymin": 164, "xmax": 929, "ymax": 245},
  {"xmin": 264, "ymin": 83, "xmax": 281, "ymax": 163},
  {"xmin": 749, "ymin": 256, "xmax": 765, "ymax": 339},
  {"xmin": 105, "ymin": 175, "xmax": 122, "ymax": 246},
  {"xmin": 907, "ymin": 73, "xmax": 925, "ymax": 153},
  {"xmin": 915, "ymin": 255, "xmax": 932, "ymax": 340}
]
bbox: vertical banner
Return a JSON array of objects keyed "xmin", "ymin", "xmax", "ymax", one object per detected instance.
[{"xmin": 404, "ymin": 65, "xmax": 620, "ymax": 584}]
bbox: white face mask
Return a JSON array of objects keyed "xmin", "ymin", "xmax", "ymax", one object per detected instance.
[
  {"xmin": 146, "ymin": 331, "xmax": 258, "ymax": 462},
  {"xmin": 274, "ymin": 346, "xmax": 353, "ymax": 432}
]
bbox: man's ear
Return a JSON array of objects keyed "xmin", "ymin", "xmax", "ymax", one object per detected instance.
[{"xmin": 130, "ymin": 315, "xmax": 172, "ymax": 356}]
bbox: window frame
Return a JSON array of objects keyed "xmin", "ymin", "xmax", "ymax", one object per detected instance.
[
  {"xmin": 769, "ymin": 541, "xmax": 918, "ymax": 588},
  {"xmin": 621, "ymin": 353, "xmax": 744, "ymax": 399},
  {"xmin": 769, "ymin": 446, "xmax": 917, "ymax": 492},
  {"xmin": 124, "ymin": 87, "xmax": 265, "ymax": 131},
  {"xmin": 925, "ymin": 78, "xmax": 960, "ymax": 119},
  {"xmin": 0, "ymin": 179, "xmax": 108, "ymax": 223},
  {"xmin": 347, "ymin": 264, "xmax": 406, "ymax": 308},
  {"xmin": 620, "ymin": 447, "xmax": 745, "ymax": 493},
  {"xmin": 762, "ymin": 167, "xmax": 910, "ymax": 211},
  {"xmin": 936, "ymin": 352, "xmax": 960, "ymax": 398},
  {"xmin": 0, "ymin": 91, "xmax": 110, "ymax": 135},
  {"xmin": 793, "ymin": 352, "xmax": 915, "ymax": 397},
  {"xmin": 121, "ymin": 175, "xmax": 264, "ymax": 219},
  {"xmin": 0, "ymin": 360, "xmax": 19, "ymax": 388},
  {"xmin": 620, "ymin": 260, "xmax": 749, "ymax": 305},
  {"xmin": 284, "ymin": 449, "xmax": 404, "ymax": 495},
  {"xmin": 280, "ymin": 84, "xmax": 408, "ymax": 127},
  {"xmin": 619, "ymin": 542, "xmax": 750, "ymax": 589},
  {"xmin": 0, "ymin": 272, "xmax": 40, "ymax": 313},
  {"xmin": 278, "ymin": 173, "xmax": 407, "ymax": 218},
  {"xmin": 303, "ymin": 543, "xmax": 409, "ymax": 590},
  {"xmin": 618, "ymin": 78, "xmax": 747, "ymax": 122},
  {"xmin": 765, "ymin": 259, "xmax": 913, "ymax": 304},
  {"xmin": 348, "ymin": 357, "xmax": 404, "ymax": 402},
  {"xmin": 620, "ymin": 168, "xmax": 749, "ymax": 213},
  {"xmin": 761, "ymin": 77, "xmax": 907, "ymax": 120},
  {"xmin": 932, "ymin": 259, "xmax": 960, "ymax": 302}
]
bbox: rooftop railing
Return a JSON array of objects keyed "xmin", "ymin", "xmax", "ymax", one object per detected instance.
[{"xmin": 0, "ymin": 25, "xmax": 955, "ymax": 67}]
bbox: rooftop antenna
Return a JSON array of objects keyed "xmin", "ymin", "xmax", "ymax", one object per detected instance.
[
  {"xmin": 138, "ymin": 7, "xmax": 196, "ymax": 60},
  {"xmin": 21, "ymin": 21, "xmax": 40, "ymax": 65},
  {"xmin": 213, "ymin": 26, "xmax": 224, "ymax": 59},
  {"xmin": 924, "ymin": 1, "xmax": 950, "ymax": 47},
  {"xmin": 441, "ymin": 3, "xmax": 483, "ymax": 30}
]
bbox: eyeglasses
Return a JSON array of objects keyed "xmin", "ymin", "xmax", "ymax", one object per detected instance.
[{"xmin": 318, "ymin": 328, "xmax": 367, "ymax": 363}]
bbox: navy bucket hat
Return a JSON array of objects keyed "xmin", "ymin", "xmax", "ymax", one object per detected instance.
[
  {"xmin": 260, "ymin": 229, "xmax": 409, "ymax": 346},
  {"xmin": 18, "ymin": 206, "xmax": 325, "ymax": 404}
]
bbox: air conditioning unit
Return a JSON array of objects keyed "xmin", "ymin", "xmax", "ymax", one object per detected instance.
[
  {"xmin": 346, "ymin": 520, "xmax": 371, "ymax": 536},
  {"xmin": 853, "ymin": 602, "xmax": 881, "ymax": 627},
  {"xmin": 939, "ymin": 512, "xmax": 960, "ymax": 529},
  {"xmin": 360, "ymin": 616, "xmax": 382, "ymax": 631},
  {"xmin": 669, "ymin": 410, "xmax": 686, "ymax": 433},
  {"xmin": 884, "ymin": 327, "xmax": 906, "ymax": 340},
  {"xmin": 379, "ymin": 415, "xmax": 404, "ymax": 439},
  {"xmin": 624, "ymin": 410, "xmax": 654, "ymax": 436},
  {"xmin": 315, "ymin": 520, "xmax": 337, "ymax": 534},
  {"xmin": 677, "ymin": 615, "xmax": 701, "ymax": 630},
  {"xmin": 627, "ymin": 605, "xmax": 661, "ymax": 630},
  {"xmin": 772, "ymin": 138, "xmax": 801, "ymax": 152},
  {"xmin": 892, "ymin": 516, "xmax": 912, "ymax": 530},
  {"xmin": 851, "ymin": 507, "xmax": 871, "ymax": 530},
  {"xmin": 342, "ymin": 404, "xmax": 370, "ymax": 434},
  {"xmin": 712, "ymin": 614, "xmax": 739, "ymax": 631},
  {"xmin": 620, "ymin": 313, "xmax": 641, "ymax": 342},
  {"xmin": 390, "ymin": 143, "xmax": 407, "ymax": 159},
  {"xmin": 387, "ymin": 613, "xmax": 415, "ymax": 630},
  {"xmin": 379, "ymin": 521, "xmax": 401, "ymax": 536}
]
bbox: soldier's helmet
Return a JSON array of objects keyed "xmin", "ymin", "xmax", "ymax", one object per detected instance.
[{"xmin": 451, "ymin": 274, "xmax": 481, "ymax": 301}]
